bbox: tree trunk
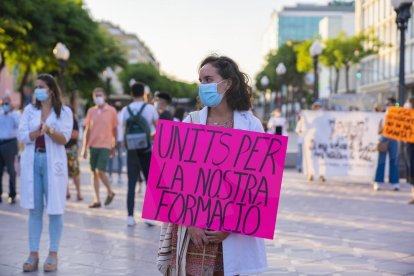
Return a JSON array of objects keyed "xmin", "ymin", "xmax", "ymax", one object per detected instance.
[
  {"xmin": 18, "ymin": 66, "xmax": 30, "ymax": 109},
  {"xmin": 345, "ymin": 64, "xmax": 350, "ymax": 93},
  {"xmin": 334, "ymin": 68, "xmax": 340, "ymax": 94},
  {"xmin": 0, "ymin": 51, "xmax": 5, "ymax": 73}
]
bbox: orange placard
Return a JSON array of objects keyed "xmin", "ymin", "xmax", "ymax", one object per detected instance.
[{"xmin": 383, "ymin": 106, "xmax": 414, "ymax": 143}]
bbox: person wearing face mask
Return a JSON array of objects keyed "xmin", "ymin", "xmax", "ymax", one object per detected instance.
[
  {"xmin": 18, "ymin": 74, "xmax": 73, "ymax": 272},
  {"xmin": 0, "ymin": 95, "xmax": 21, "ymax": 204},
  {"xmin": 81, "ymin": 88, "xmax": 117, "ymax": 208},
  {"xmin": 159, "ymin": 56, "xmax": 267, "ymax": 276}
]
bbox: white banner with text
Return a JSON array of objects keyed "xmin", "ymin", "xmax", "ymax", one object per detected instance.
[{"xmin": 302, "ymin": 111, "xmax": 384, "ymax": 177}]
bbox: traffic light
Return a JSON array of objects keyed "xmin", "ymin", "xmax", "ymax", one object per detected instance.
[{"xmin": 356, "ymin": 70, "xmax": 362, "ymax": 79}]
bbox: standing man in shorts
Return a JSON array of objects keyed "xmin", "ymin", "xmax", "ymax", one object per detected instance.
[{"xmin": 82, "ymin": 88, "xmax": 117, "ymax": 208}]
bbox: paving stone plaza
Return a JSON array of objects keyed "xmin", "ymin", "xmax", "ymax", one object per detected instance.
[{"xmin": 0, "ymin": 161, "xmax": 413, "ymax": 275}]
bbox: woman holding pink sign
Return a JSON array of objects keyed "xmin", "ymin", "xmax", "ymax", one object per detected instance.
[{"xmin": 158, "ymin": 55, "xmax": 267, "ymax": 276}]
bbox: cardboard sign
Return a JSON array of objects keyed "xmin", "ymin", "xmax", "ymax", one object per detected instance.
[
  {"xmin": 302, "ymin": 111, "xmax": 383, "ymax": 177},
  {"xmin": 142, "ymin": 120, "xmax": 288, "ymax": 239},
  {"xmin": 383, "ymin": 106, "xmax": 414, "ymax": 143}
]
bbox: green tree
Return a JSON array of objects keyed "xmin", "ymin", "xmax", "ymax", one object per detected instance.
[
  {"xmin": 118, "ymin": 63, "xmax": 197, "ymax": 98},
  {"xmin": 319, "ymin": 37, "xmax": 343, "ymax": 94},
  {"xmin": 255, "ymin": 42, "xmax": 306, "ymax": 100},
  {"xmin": 0, "ymin": 0, "xmax": 126, "ymax": 107},
  {"xmin": 333, "ymin": 31, "xmax": 381, "ymax": 93},
  {"xmin": 294, "ymin": 40, "xmax": 314, "ymax": 74}
]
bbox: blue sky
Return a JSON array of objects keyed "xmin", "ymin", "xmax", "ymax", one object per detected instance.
[{"xmin": 84, "ymin": 0, "xmax": 328, "ymax": 83}]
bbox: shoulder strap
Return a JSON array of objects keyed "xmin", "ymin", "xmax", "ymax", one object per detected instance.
[
  {"xmin": 128, "ymin": 104, "xmax": 146, "ymax": 118},
  {"xmin": 189, "ymin": 111, "xmax": 200, "ymax": 124},
  {"xmin": 137, "ymin": 104, "xmax": 147, "ymax": 117},
  {"xmin": 127, "ymin": 106, "xmax": 134, "ymax": 117}
]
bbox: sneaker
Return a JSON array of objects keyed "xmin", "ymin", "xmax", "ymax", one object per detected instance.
[
  {"xmin": 43, "ymin": 255, "xmax": 58, "ymax": 272},
  {"xmin": 392, "ymin": 183, "xmax": 400, "ymax": 191},
  {"xmin": 372, "ymin": 182, "xmax": 383, "ymax": 191},
  {"xmin": 23, "ymin": 256, "xmax": 39, "ymax": 272},
  {"xmin": 109, "ymin": 176, "xmax": 113, "ymax": 184},
  {"xmin": 117, "ymin": 176, "xmax": 123, "ymax": 185},
  {"xmin": 88, "ymin": 201, "xmax": 101, "ymax": 208},
  {"xmin": 104, "ymin": 192, "xmax": 115, "ymax": 206},
  {"xmin": 8, "ymin": 197, "xmax": 16, "ymax": 204},
  {"xmin": 127, "ymin": 216, "xmax": 136, "ymax": 227}
]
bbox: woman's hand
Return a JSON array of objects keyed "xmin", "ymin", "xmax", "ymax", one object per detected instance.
[
  {"xmin": 205, "ymin": 230, "xmax": 230, "ymax": 243},
  {"xmin": 29, "ymin": 125, "xmax": 43, "ymax": 141},
  {"xmin": 188, "ymin": 227, "xmax": 209, "ymax": 250}
]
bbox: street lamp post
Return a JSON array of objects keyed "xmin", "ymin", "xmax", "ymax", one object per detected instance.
[
  {"xmin": 53, "ymin": 42, "xmax": 70, "ymax": 103},
  {"xmin": 309, "ymin": 40, "xmax": 323, "ymax": 102},
  {"xmin": 391, "ymin": 0, "xmax": 412, "ymax": 106},
  {"xmin": 276, "ymin": 62, "xmax": 287, "ymax": 122},
  {"xmin": 260, "ymin": 75, "xmax": 270, "ymax": 120},
  {"xmin": 103, "ymin": 67, "xmax": 115, "ymax": 95}
]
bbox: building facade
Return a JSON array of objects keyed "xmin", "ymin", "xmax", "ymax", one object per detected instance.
[
  {"xmin": 100, "ymin": 21, "xmax": 159, "ymax": 68},
  {"xmin": 356, "ymin": 0, "xmax": 414, "ymax": 102},
  {"xmin": 319, "ymin": 13, "xmax": 356, "ymax": 98},
  {"xmin": 263, "ymin": 2, "xmax": 355, "ymax": 56}
]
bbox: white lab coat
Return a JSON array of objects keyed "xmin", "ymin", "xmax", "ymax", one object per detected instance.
[
  {"xmin": 18, "ymin": 104, "xmax": 73, "ymax": 215},
  {"xmin": 183, "ymin": 107, "xmax": 268, "ymax": 276}
]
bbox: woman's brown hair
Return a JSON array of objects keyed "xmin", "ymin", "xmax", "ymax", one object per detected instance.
[
  {"xmin": 200, "ymin": 55, "xmax": 252, "ymax": 111},
  {"xmin": 35, "ymin": 73, "xmax": 63, "ymax": 118}
]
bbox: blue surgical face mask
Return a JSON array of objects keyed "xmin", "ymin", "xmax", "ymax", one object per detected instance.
[
  {"xmin": 2, "ymin": 104, "xmax": 10, "ymax": 113},
  {"xmin": 34, "ymin": 88, "xmax": 49, "ymax": 102},
  {"xmin": 198, "ymin": 81, "xmax": 226, "ymax": 108}
]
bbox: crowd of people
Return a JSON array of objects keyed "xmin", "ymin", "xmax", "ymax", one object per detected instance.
[
  {"xmin": 0, "ymin": 55, "xmax": 269, "ymax": 275},
  {"xmin": 0, "ymin": 54, "xmax": 413, "ymax": 275}
]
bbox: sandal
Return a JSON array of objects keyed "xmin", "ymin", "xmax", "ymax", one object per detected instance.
[
  {"xmin": 23, "ymin": 256, "xmax": 39, "ymax": 272},
  {"xmin": 43, "ymin": 255, "xmax": 58, "ymax": 272},
  {"xmin": 88, "ymin": 201, "xmax": 101, "ymax": 208},
  {"xmin": 104, "ymin": 193, "xmax": 115, "ymax": 206}
]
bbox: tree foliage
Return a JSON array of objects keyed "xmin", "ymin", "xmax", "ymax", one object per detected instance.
[
  {"xmin": 0, "ymin": 0, "xmax": 127, "ymax": 106},
  {"xmin": 293, "ymin": 31, "xmax": 382, "ymax": 94},
  {"xmin": 118, "ymin": 63, "xmax": 197, "ymax": 99},
  {"xmin": 255, "ymin": 42, "xmax": 305, "ymax": 92},
  {"xmin": 294, "ymin": 40, "xmax": 314, "ymax": 74}
]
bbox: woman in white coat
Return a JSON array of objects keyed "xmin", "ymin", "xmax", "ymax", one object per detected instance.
[
  {"xmin": 18, "ymin": 74, "xmax": 73, "ymax": 272},
  {"xmin": 163, "ymin": 56, "xmax": 267, "ymax": 276}
]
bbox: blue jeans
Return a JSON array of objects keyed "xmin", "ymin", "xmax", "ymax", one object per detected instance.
[
  {"xmin": 108, "ymin": 142, "xmax": 123, "ymax": 177},
  {"xmin": 374, "ymin": 137, "xmax": 399, "ymax": 184},
  {"xmin": 29, "ymin": 152, "xmax": 63, "ymax": 252}
]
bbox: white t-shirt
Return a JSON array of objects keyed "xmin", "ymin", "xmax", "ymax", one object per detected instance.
[{"xmin": 122, "ymin": 101, "xmax": 158, "ymax": 134}]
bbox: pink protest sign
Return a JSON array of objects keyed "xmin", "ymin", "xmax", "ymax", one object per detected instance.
[{"xmin": 142, "ymin": 120, "xmax": 287, "ymax": 239}]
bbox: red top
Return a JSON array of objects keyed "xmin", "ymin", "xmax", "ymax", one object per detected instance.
[{"xmin": 35, "ymin": 135, "xmax": 46, "ymax": 149}]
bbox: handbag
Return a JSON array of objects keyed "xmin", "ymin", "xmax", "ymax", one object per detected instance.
[{"xmin": 377, "ymin": 141, "xmax": 389, "ymax": 152}]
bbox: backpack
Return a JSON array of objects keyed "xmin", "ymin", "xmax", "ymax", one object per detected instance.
[{"xmin": 125, "ymin": 104, "xmax": 151, "ymax": 151}]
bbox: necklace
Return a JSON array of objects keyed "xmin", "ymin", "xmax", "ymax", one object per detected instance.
[{"xmin": 207, "ymin": 117, "xmax": 234, "ymax": 128}]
